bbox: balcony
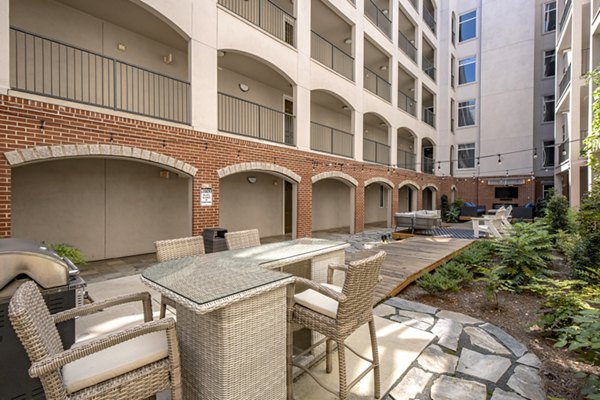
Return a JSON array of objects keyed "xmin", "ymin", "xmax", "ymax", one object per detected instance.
[
  {"xmin": 364, "ymin": 67, "xmax": 391, "ymax": 102},
  {"xmin": 364, "ymin": 0, "xmax": 392, "ymax": 39},
  {"xmin": 397, "ymin": 149, "xmax": 416, "ymax": 170},
  {"xmin": 363, "ymin": 138, "xmax": 390, "ymax": 165},
  {"xmin": 218, "ymin": 92, "xmax": 295, "ymax": 145},
  {"xmin": 218, "ymin": 0, "xmax": 295, "ymax": 46},
  {"xmin": 559, "ymin": 0, "xmax": 572, "ymax": 33},
  {"xmin": 10, "ymin": 28, "xmax": 190, "ymax": 124},
  {"xmin": 423, "ymin": 8, "xmax": 436, "ymax": 35},
  {"xmin": 422, "ymin": 156, "xmax": 435, "ymax": 174},
  {"xmin": 422, "ymin": 56, "xmax": 436, "ymax": 81},
  {"xmin": 582, "ymin": 48, "xmax": 590, "ymax": 75},
  {"xmin": 310, "ymin": 122, "xmax": 353, "ymax": 158},
  {"xmin": 398, "ymin": 91, "xmax": 416, "ymax": 116},
  {"xmin": 559, "ymin": 64, "xmax": 571, "ymax": 99},
  {"xmin": 398, "ymin": 31, "xmax": 417, "ymax": 62},
  {"xmin": 311, "ymin": 32, "xmax": 354, "ymax": 81},
  {"xmin": 422, "ymin": 108, "xmax": 435, "ymax": 128}
]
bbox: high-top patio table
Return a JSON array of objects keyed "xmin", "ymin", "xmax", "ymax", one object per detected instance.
[{"xmin": 141, "ymin": 238, "xmax": 349, "ymax": 400}]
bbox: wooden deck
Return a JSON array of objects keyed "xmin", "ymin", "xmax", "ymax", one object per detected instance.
[{"xmin": 346, "ymin": 235, "xmax": 474, "ymax": 304}]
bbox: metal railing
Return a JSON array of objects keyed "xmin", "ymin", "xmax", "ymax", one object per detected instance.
[
  {"xmin": 582, "ymin": 48, "xmax": 590, "ymax": 75},
  {"xmin": 408, "ymin": 0, "xmax": 418, "ymax": 11},
  {"xmin": 397, "ymin": 149, "xmax": 416, "ymax": 170},
  {"xmin": 363, "ymin": 138, "xmax": 390, "ymax": 165},
  {"xmin": 559, "ymin": 64, "xmax": 571, "ymax": 99},
  {"xmin": 218, "ymin": 0, "xmax": 295, "ymax": 46},
  {"xmin": 398, "ymin": 31, "xmax": 417, "ymax": 62},
  {"xmin": 422, "ymin": 55, "xmax": 436, "ymax": 81},
  {"xmin": 364, "ymin": 67, "xmax": 391, "ymax": 102},
  {"xmin": 422, "ymin": 156, "xmax": 435, "ymax": 174},
  {"xmin": 398, "ymin": 91, "xmax": 417, "ymax": 116},
  {"xmin": 423, "ymin": 8, "xmax": 436, "ymax": 35},
  {"xmin": 218, "ymin": 92, "xmax": 295, "ymax": 145},
  {"xmin": 422, "ymin": 108, "xmax": 436, "ymax": 127},
  {"xmin": 364, "ymin": 0, "xmax": 392, "ymax": 38},
  {"xmin": 10, "ymin": 28, "xmax": 190, "ymax": 124},
  {"xmin": 311, "ymin": 32, "xmax": 354, "ymax": 81},
  {"xmin": 560, "ymin": 0, "xmax": 572, "ymax": 32},
  {"xmin": 559, "ymin": 139, "xmax": 569, "ymax": 164},
  {"xmin": 310, "ymin": 122, "xmax": 353, "ymax": 158}
]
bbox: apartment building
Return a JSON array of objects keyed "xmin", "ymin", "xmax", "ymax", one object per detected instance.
[
  {"xmin": 554, "ymin": 0, "xmax": 595, "ymax": 206},
  {"xmin": 0, "ymin": 0, "xmax": 571, "ymax": 261}
]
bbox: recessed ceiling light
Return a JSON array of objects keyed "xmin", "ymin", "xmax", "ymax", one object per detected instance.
[
  {"xmin": 239, "ymin": 83, "xmax": 250, "ymax": 92},
  {"xmin": 344, "ymin": 38, "xmax": 352, "ymax": 44},
  {"xmin": 342, "ymin": 105, "xmax": 350, "ymax": 110},
  {"xmin": 217, "ymin": 50, "xmax": 226, "ymax": 57},
  {"xmin": 380, "ymin": 65, "xmax": 388, "ymax": 71}
]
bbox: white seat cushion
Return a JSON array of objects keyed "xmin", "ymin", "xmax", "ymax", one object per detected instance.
[
  {"xmin": 62, "ymin": 330, "xmax": 168, "ymax": 393},
  {"xmin": 294, "ymin": 283, "xmax": 342, "ymax": 319}
]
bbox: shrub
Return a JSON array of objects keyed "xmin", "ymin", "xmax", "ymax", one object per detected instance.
[
  {"xmin": 446, "ymin": 206, "xmax": 461, "ymax": 223},
  {"xmin": 555, "ymin": 308, "xmax": 600, "ymax": 366},
  {"xmin": 570, "ymin": 232, "xmax": 600, "ymax": 285},
  {"xmin": 416, "ymin": 261, "xmax": 473, "ymax": 293},
  {"xmin": 543, "ymin": 191, "xmax": 575, "ymax": 235},
  {"xmin": 452, "ymin": 199, "xmax": 465, "ymax": 209},
  {"xmin": 476, "ymin": 265, "xmax": 513, "ymax": 309},
  {"xmin": 49, "ymin": 243, "xmax": 86, "ymax": 265},
  {"xmin": 454, "ymin": 240, "xmax": 495, "ymax": 269},
  {"xmin": 441, "ymin": 194, "xmax": 450, "ymax": 221},
  {"xmin": 493, "ymin": 221, "xmax": 554, "ymax": 289},
  {"xmin": 555, "ymin": 230, "xmax": 580, "ymax": 261},
  {"xmin": 577, "ymin": 189, "xmax": 600, "ymax": 235}
]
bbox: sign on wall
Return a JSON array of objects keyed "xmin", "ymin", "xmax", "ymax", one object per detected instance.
[{"xmin": 200, "ymin": 185, "xmax": 212, "ymax": 206}]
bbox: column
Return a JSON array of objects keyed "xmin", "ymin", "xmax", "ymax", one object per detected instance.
[{"xmin": 0, "ymin": 0, "xmax": 10, "ymax": 94}]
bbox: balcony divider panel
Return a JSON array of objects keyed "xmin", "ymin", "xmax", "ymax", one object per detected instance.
[
  {"xmin": 311, "ymin": 32, "xmax": 354, "ymax": 81},
  {"xmin": 364, "ymin": 67, "xmax": 391, "ymax": 102},
  {"xmin": 310, "ymin": 122, "xmax": 353, "ymax": 157}
]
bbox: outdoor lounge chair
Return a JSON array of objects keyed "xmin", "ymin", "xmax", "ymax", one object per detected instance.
[
  {"xmin": 472, "ymin": 209, "xmax": 511, "ymax": 238},
  {"xmin": 8, "ymin": 281, "xmax": 182, "ymax": 400},
  {"xmin": 224, "ymin": 228, "xmax": 261, "ymax": 250},
  {"xmin": 155, "ymin": 235, "xmax": 205, "ymax": 318},
  {"xmin": 287, "ymin": 251, "xmax": 386, "ymax": 400}
]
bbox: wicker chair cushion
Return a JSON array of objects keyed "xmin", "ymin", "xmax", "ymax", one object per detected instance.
[
  {"xmin": 62, "ymin": 331, "xmax": 168, "ymax": 393},
  {"xmin": 293, "ymin": 283, "xmax": 342, "ymax": 319}
]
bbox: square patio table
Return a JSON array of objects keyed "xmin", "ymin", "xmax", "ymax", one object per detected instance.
[{"xmin": 141, "ymin": 238, "xmax": 349, "ymax": 400}]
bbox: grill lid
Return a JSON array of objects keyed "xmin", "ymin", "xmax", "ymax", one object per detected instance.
[{"xmin": 0, "ymin": 238, "xmax": 78, "ymax": 290}]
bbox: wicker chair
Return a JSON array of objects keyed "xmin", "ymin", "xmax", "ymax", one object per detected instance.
[
  {"xmin": 224, "ymin": 229, "xmax": 261, "ymax": 250},
  {"xmin": 287, "ymin": 251, "xmax": 386, "ymax": 400},
  {"xmin": 155, "ymin": 236, "xmax": 205, "ymax": 318},
  {"xmin": 8, "ymin": 281, "xmax": 182, "ymax": 400}
]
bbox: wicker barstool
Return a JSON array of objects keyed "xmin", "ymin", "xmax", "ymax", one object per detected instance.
[
  {"xmin": 8, "ymin": 281, "xmax": 182, "ymax": 400},
  {"xmin": 155, "ymin": 236, "xmax": 205, "ymax": 318},
  {"xmin": 287, "ymin": 251, "xmax": 386, "ymax": 400},
  {"xmin": 224, "ymin": 229, "xmax": 261, "ymax": 250}
]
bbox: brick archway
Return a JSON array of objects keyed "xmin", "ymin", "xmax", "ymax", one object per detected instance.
[
  {"xmin": 311, "ymin": 171, "xmax": 357, "ymax": 186},
  {"xmin": 218, "ymin": 162, "xmax": 301, "ymax": 182},
  {"xmin": 398, "ymin": 180, "xmax": 421, "ymax": 190},
  {"xmin": 364, "ymin": 177, "xmax": 394, "ymax": 188}
]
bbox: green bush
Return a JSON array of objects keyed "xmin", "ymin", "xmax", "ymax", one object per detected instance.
[
  {"xmin": 570, "ymin": 232, "xmax": 600, "ymax": 285},
  {"xmin": 454, "ymin": 240, "xmax": 495, "ymax": 269},
  {"xmin": 417, "ymin": 261, "xmax": 473, "ymax": 293},
  {"xmin": 543, "ymin": 191, "xmax": 575, "ymax": 235},
  {"xmin": 446, "ymin": 206, "xmax": 461, "ymax": 223},
  {"xmin": 555, "ymin": 308, "xmax": 600, "ymax": 365},
  {"xmin": 493, "ymin": 221, "xmax": 554, "ymax": 289},
  {"xmin": 441, "ymin": 194, "xmax": 450, "ymax": 222},
  {"xmin": 49, "ymin": 243, "xmax": 86, "ymax": 265}
]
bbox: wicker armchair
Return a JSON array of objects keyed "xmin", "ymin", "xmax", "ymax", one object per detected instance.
[
  {"xmin": 8, "ymin": 281, "xmax": 182, "ymax": 400},
  {"xmin": 287, "ymin": 251, "xmax": 386, "ymax": 400},
  {"xmin": 224, "ymin": 229, "xmax": 261, "ymax": 250},
  {"xmin": 155, "ymin": 236, "xmax": 205, "ymax": 318}
]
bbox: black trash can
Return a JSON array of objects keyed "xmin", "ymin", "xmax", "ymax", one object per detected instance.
[
  {"xmin": 0, "ymin": 238, "xmax": 86, "ymax": 399},
  {"xmin": 203, "ymin": 228, "xmax": 228, "ymax": 253}
]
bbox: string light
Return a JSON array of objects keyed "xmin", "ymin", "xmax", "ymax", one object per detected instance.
[
  {"xmin": 497, "ymin": 154, "xmax": 502, "ymax": 164},
  {"xmin": 533, "ymin": 148, "xmax": 538, "ymax": 159},
  {"xmin": 476, "ymin": 157, "xmax": 480, "ymax": 166}
]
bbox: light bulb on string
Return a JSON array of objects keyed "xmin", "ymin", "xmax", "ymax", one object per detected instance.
[
  {"xmin": 497, "ymin": 154, "xmax": 502, "ymax": 164},
  {"xmin": 533, "ymin": 148, "xmax": 538, "ymax": 159}
]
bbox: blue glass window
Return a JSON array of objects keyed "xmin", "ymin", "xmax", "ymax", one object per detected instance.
[
  {"xmin": 459, "ymin": 10, "xmax": 476, "ymax": 42},
  {"xmin": 458, "ymin": 57, "xmax": 476, "ymax": 84}
]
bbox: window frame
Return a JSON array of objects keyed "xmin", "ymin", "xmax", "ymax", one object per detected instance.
[
  {"xmin": 457, "ymin": 142, "xmax": 476, "ymax": 170},
  {"xmin": 543, "ymin": 49, "xmax": 556, "ymax": 78},
  {"xmin": 543, "ymin": 140, "xmax": 555, "ymax": 167},
  {"xmin": 543, "ymin": 95, "xmax": 555, "ymax": 123},
  {"xmin": 458, "ymin": 56, "xmax": 477, "ymax": 85},
  {"xmin": 543, "ymin": 1, "xmax": 557, "ymax": 33},
  {"xmin": 458, "ymin": 99, "xmax": 477, "ymax": 127},
  {"xmin": 458, "ymin": 9, "xmax": 477, "ymax": 43}
]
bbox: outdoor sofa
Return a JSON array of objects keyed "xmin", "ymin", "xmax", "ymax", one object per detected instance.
[
  {"xmin": 460, "ymin": 202, "xmax": 486, "ymax": 219},
  {"xmin": 394, "ymin": 210, "xmax": 442, "ymax": 233}
]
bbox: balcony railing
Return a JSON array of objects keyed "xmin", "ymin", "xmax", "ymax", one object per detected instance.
[
  {"xmin": 408, "ymin": 0, "xmax": 418, "ymax": 11},
  {"xmin": 559, "ymin": 64, "xmax": 571, "ymax": 99},
  {"xmin": 364, "ymin": 67, "xmax": 391, "ymax": 102},
  {"xmin": 364, "ymin": 0, "xmax": 392, "ymax": 39},
  {"xmin": 10, "ymin": 28, "xmax": 190, "ymax": 124},
  {"xmin": 363, "ymin": 138, "xmax": 390, "ymax": 165},
  {"xmin": 398, "ymin": 31, "xmax": 417, "ymax": 62},
  {"xmin": 423, "ymin": 8, "xmax": 436, "ymax": 35},
  {"xmin": 311, "ymin": 32, "xmax": 354, "ymax": 81},
  {"xmin": 422, "ymin": 156, "xmax": 435, "ymax": 174},
  {"xmin": 582, "ymin": 48, "xmax": 590, "ymax": 75},
  {"xmin": 422, "ymin": 108, "xmax": 436, "ymax": 127},
  {"xmin": 310, "ymin": 122, "xmax": 353, "ymax": 158},
  {"xmin": 397, "ymin": 149, "xmax": 416, "ymax": 170},
  {"xmin": 559, "ymin": 138, "xmax": 569, "ymax": 164},
  {"xmin": 560, "ymin": 0, "xmax": 572, "ymax": 32},
  {"xmin": 422, "ymin": 55, "xmax": 436, "ymax": 81},
  {"xmin": 398, "ymin": 91, "xmax": 417, "ymax": 116},
  {"xmin": 218, "ymin": 0, "xmax": 295, "ymax": 46},
  {"xmin": 218, "ymin": 92, "xmax": 295, "ymax": 145},
  {"xmin": 594, "ymin": 0, "xmax": 600, "ymax": 22}
]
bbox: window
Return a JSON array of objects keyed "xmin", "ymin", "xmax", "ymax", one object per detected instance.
[
  {"xmin": 543, "ymin": 140, "xmax": 555, "ymax": 167},
  {"xmin": 458, "ymin": 143, "xmax": 475, "ymax": 169},
  {"xmin": 543, "ymin": 50, "xmax": 555, "ymax": 77},
  {"xmin": 451, "ymin": 13, "xmax": 457, "ymax": 45},
  {"xmin": 450, "ymin": 99, "xmax": 455, "ymax": 133},
  {"xmin": 451, "ymin": 55, "xmax": 456, "ymax": 88},
  {"xmin": 543, "ymin": 2, "xmax": 556, "ymax": 32},
  {"xmin": 458, "ymin": 99, "xmax": 476, "ymax": 127},
  {"xmin": 459, "ymin": 56, "xmax": 476, "ymax": 84},
  {"xmin": 543, "ymin": 95, "xmax": 555, "ymax": 122},
  {"xmin": 459, "ymin": 10, "xmax": 477, "ymax": 42},
  {"xmin": 542, "ymin": 183, "xmax": 554, "ymax": 197}
]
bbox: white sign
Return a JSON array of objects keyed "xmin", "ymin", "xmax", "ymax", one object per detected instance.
[{"xmin": 200, "ymin": 186, "xmax": 212, "ymax": 206}]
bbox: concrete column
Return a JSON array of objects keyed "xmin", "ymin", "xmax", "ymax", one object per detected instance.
[
  {"xmin": 295, "ymin": 85, "xmax": 311, "ymax": 150},
  {"xmin": 354, "ymin": 3, "xmax": 365, "ymax": 163},
  {"xmin": 415, "ymin": 135, "xmax": 423, "ymax": 173},
  {"xmin": 295, "ymin": 0, "xmax": 311, "ymax": 151},
  {"xmin": 353, "ymin": 111, "xmax": 364, "ymax": 161},
  {"xmin": 389, "ymin": 126, "xmax": 398, "ymax": 166},
  {"xmin": 0, "ymin": 0, "xmax": 10, "ymax": 94}
]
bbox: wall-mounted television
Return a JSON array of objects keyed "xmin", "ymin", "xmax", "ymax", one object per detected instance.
[{"xmin": 495, "ymin": 187, "xmax": 518, "ymax": 199}]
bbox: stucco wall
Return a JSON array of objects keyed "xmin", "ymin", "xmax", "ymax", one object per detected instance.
[
  {"xmin": 364, "ymin": 183, "xmax": 388, "ymax": 223},
  {"xmin": 312, "ymin": 179, "xmax": 351, "ymax": 231}
]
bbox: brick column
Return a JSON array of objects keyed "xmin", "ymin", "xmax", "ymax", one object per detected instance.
[
  {"xmin": 297, "ymin": 178, "xmax": 312, "ymax": 237},
  {"xmin": 0, "ymin": 159, "xmax": 10, "ymax": 237}
]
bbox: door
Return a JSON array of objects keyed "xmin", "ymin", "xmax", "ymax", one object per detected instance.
[
  {"xmin": 284, "ymin": 97, "xmax": 294, "ymax": 145},
  {"xmin": 284, "ymin": 181, "xmax": 293, "ymax": 234}
]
